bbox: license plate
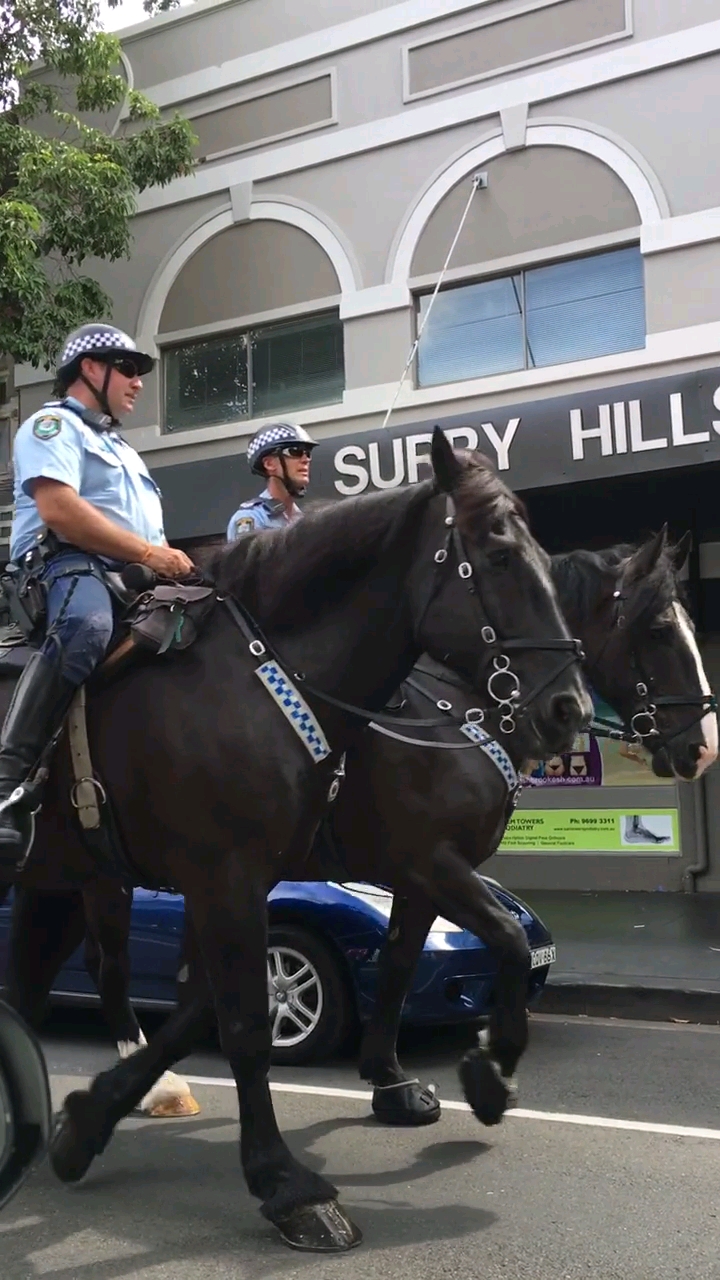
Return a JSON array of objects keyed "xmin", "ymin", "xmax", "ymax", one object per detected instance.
[{"xmin": 531, "ymin": 945, "xmax": 556, "ymax": 969}]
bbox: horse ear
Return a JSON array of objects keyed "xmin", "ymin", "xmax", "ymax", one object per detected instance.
[
  {"xmin": 671, "ymin": 530, "xmax": 692, "ymax": 574},
  {"xmin": 431, "ymin": 426, "xmax": 463, "ymax": 493},
  {"xmin": 627, "ymin": 525, "xmax": 668, "ymax": 580}
]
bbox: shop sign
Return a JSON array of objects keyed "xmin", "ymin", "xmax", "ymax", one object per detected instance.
[{"xmin": 498, "ymin": 808, "xmax": 680, "ymax": 854}]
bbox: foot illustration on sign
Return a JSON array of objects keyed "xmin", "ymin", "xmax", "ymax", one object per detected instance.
[{"xmin": 622, "ymin": 814, "xmax": 671, "ymax": 845}]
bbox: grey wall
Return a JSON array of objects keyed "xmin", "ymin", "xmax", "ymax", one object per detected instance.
[
  {"xmin": 124, "ymin": 0, "xmax": 400, "ymax": 89},
  {"xmin": 187, "ymin": 75, "xmax": 334, "ymax": 161},
  {"xmin": 255, "ymin": 120, "xmax": 484, "ymax": 287},
  {"xmin": 645, "ymin": 243, "xmax": 720, "ymax": 335},
  {"xmin": 159, "ymin": 221, "xmax": 340, "ymax": 333},
  {"xmin": 546, "ymin": 55, "xmax": 720, "ymax": 216},
  {"xmin": 17, "ymin": 381, "xmax": 54, "ymax": 424},
  {"xmin": 411, "ymin": 146, "xmax": 639, "ymax": 277},
  {"xmin": 344, "ymin": 310, "xmax": 413, "ymax": 389},
  {"xmin": 79, "ymin": 194, "xmax": 231, "ymax": 344},
  {"xmin": 634, "ymin": 0, "xmax": 720, "ymax": 41},
  {"xmin": 408, "ymin": 0, "xmax": 627, "ymax": 97}
]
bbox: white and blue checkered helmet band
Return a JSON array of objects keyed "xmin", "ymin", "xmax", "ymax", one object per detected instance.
[
  {"xmin": 57, "ymin": 324, "xmax": 154, "ymax": 378},
  {"xmin": 247, "ymin": 423, "xmax": 318, "ymax": 475}
]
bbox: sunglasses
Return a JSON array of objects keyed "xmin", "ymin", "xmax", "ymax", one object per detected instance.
[
  {"xmin": 109, "ymin": 357, "xmax": 142, "ymax": 380},
  {"xmin": 278, "ymin": 445, "xmax": 313, "ymax": 459}
]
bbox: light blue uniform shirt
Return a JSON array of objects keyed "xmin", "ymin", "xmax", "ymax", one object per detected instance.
[
  {"xmin": 226, "ymin": 487, "xmax": 302, "ymax": 542},
  {"xmin": 10, "ymin": 397, "xmax": 165, "ymax": 562}
]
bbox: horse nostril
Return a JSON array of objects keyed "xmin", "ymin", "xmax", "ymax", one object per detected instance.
[{"xmin": 551, "ymin": 694, "xmax": 581, "ymax": 727}]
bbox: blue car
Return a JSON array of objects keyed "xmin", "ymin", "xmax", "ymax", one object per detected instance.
[{"xmin": 0, "ymin": 878, "xmax": 555, "ymax": 1065}]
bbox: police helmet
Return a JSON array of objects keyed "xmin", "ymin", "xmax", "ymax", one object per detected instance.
[
  {"xmin": 0, "ymin": 1001, "xmax": 52, "ymax": 1211},
  {"xmin": 246, "ymin": 423, "xmax": 318, "ymax": 477},
  {"xmin": 56, "ymin": 323, "xmax": 154, "ymax": 385}
]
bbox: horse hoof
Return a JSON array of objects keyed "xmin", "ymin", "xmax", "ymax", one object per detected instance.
[
  {"xmin": 140, "ymin": 1073, "xmax": 201, "ymax": 1118},
  {"xmin": 372, "ymin": 1080, "xmax": 441, "ymax": 1126},
  {"xmin": 274, "ymin": 1200, "xmax": 363, "ymax": 1252},
  {"xmin": 458, "ymin": 1049, "xmax": 513, "ymax": 1126},
  {"xmin": 49, "ymin": 1091, "xmax": 106, "ymax": 1184},
  {"xmin": 143, "ymin": 1092, "xmax": 201, "ymax": 1118}
]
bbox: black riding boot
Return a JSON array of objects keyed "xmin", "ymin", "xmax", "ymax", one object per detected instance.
[{"xmin": 0, "ymin": 649, "xmax": 77, "ymax": 863}]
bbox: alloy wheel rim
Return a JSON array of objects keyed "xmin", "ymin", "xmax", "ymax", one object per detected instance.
[{"xmin": 267, "ymin": 945, "xmax": 323, "ymax": 1047}]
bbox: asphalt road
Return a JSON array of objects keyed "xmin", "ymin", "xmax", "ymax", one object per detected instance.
[{"xmin": 3, "ymin": 1011, "xmax": 720, "ymax": 1279}]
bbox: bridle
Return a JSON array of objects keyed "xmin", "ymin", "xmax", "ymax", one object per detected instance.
[
  {"xmin": 413, "ymin": 496, "xmax": 585, "ymax": 734},
  {"xmin": 221, "ymin": 491, "xmax": 584, "ymax": 736},
  {"xmin": 222, "ymin": 488, "xmax": 584, "ymax": 737},
  {"xmin": 588, "ymin": 582, "xmax": 717, "ymax": 750}
]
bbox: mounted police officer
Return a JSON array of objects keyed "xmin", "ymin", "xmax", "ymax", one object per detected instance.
[
  {"xmin": 226, "ymin": 423, "xmax": 318, "ymax": 541},
  {"xmin": 0, "ymin": 322, "xmax": 194, "ymax": 861}
]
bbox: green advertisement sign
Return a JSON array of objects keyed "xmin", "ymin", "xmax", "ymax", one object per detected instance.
[{"xmin": 499, "ymin": 809, "xmax": 680, "ymax": 853}]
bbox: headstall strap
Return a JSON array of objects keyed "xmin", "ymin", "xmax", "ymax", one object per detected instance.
[
  {"xmin": 221, "ymin": 491, "xmax": 585, "ymax": 762},
  {"xmin": 589, "ymin": 578, "xmax": 718, "ymax": 748}
]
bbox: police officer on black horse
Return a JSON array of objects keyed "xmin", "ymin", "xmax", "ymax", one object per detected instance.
[
  {"xmin": 0, "ymin": 323, "xmax": 194, "ymax": 862},
  {"xmin": 226, "ymin": 423, "xmax": 318, "ymax": 540}
]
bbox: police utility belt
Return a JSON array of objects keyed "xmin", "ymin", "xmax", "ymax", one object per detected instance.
[{"xmin": 1, "ymin": 532, "xmax": 113, "ymax": 647}]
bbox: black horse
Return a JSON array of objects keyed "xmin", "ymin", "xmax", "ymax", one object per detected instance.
[
  {"xmin": 0, "ymin": 432, "xmax": 590, "ymax": 1252},
  {"xmin": 5, "ymin": 526, "xmax": 712, "ymax": 1164},
  {"xmin": 31, "ymin": 526, "xmax": 711, "ymax": 1137},
  {"xmin": 342, "ymin": 527, "xmax": 717, "ymax": 1125}
]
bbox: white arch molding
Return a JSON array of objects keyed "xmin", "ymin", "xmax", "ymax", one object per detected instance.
[
  {"xmin": 387, "ymin": 123, "xmax": 668, "ymax": 287},
  {"xmin": 135, "ymin": 199, "xmax": 362, "ymax": 356}
]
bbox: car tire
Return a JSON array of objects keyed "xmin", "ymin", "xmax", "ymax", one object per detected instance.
[{"xmin": 268, "ymin": 925, "xmax": 355, "ymax": 1067}]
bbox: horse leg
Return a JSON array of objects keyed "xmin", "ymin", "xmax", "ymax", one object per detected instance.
[
  {"xmin": 357, "ymin": 891, "xmax": 440, "ymax": 1126},
  {"xmin": 83, "ymin": 888, "xmax": 200, "ymax": 1119},
  {"xmin": 407, "ymin": 841, "xmax": 531, "ymax": 1127},
  {"xmin": 50, "ymin": 986, "xmax": 217, "ymax": 1184},
  {"xmin": 3, "ymin": 887, "xmax": 86, "ymax": 1028},
  {"xmin": 51, "ymin": 872, "xmax": 362, "ymax": 1250},
  {"xmin": 187, "ymin": 874, "xmax": 362, "ymax": 1251},
  {"xmin": 83, "ymin": 887, "xmax": 140, "ymax": 1047}
]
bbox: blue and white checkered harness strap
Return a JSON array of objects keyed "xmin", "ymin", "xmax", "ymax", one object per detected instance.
[
  {"xmin": 460, "ymin": 721, "xmax": 518, "ymax": 791},
  {"xmin": 255, "ymin": 659, "xmax": 331, "ymax": 762}
]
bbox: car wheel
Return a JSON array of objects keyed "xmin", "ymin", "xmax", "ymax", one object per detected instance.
[{"xmin": 268, "ymin": 926, "xmax": 355, "ymax": 1066}]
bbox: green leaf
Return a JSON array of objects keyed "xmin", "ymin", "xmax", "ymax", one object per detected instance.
[{"xmin": 0, "ymin": 0, "xmax": 192, "ymax": 367}]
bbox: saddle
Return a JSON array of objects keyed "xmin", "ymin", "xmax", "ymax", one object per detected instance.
[
  {"xmin": 0, "ymin": 575, "xmax": 218, "ymax": 890},
  {"xmin": 0, "ymin": 577, "xmax": 217, "ymax": 678},
  {"xmin": 101, "ymin": 577, "xmax": 217, "ymax": 669}
]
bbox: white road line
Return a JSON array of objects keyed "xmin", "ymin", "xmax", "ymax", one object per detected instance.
[{"xmin": 182, "ymin": 1075, "xmax": 720, "ymax": 1142}]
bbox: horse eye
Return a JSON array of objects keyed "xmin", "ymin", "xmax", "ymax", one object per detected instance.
[
  {"xmin": 489, "ymin": 550, "xmax": 510, "ymax": 572},
  {"xmin": 650, "ymin": 624, "xmax": 672, "ymax": 641}
]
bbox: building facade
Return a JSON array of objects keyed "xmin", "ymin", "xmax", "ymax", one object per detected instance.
[{"xmin": 9, "ymin": 0, "xmax": 720, "ymax": 892}]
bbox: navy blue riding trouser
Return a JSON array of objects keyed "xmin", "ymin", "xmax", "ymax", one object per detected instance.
[{"xmin": 37, "ymin": 552, "xmax": 115, "ymax": 686}]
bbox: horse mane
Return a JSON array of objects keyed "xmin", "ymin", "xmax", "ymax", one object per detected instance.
[
  {"xmin": 210, "ymin": 480, "xmax": 433, "ymax": 630},
  {"xmin": 452, "ymin": 450, "xmax": 528, "ymax": 537},
  {"xmin": 551, "ymin": 541, "xmax": 680, "ymax": 631},
  {"xmin": 210, "ymin": 450, "xmax": 526, "ymax": 630}
]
